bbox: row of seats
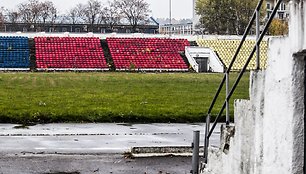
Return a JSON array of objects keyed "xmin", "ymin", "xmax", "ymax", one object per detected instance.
[
  {"xmin": 35, "ymin": 37, "xmax": 109, "ymax": 69},
  {"xmin": 0, "ymin": 36, "xmax": 30, "ymax": 68},
  {"xmin": 196, "ymin": 39, "xmax": 268, "ymax": 70},
  {"xmin": 107, "ymin": 38, "xmax": 189, "ymax": 70}
]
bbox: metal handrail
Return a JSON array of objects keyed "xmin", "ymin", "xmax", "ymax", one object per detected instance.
[
  {"xmin": 203, "ymin": 0, "xmax": 283, "ymax": 164},
  {"xmin": 207, "ymin": 0, "xmax": 264, "ymax": 115}
]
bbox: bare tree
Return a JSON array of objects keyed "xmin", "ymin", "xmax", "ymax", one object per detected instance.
[
  {"xmin": 6, "ymin": 10, "xmax": 20, "ymax": 23},
  {"xmin": 0, "ymin": 7, "xmax": 5, "ymax": 30},
  {"xmin": 40, "ymin": 1, "xmax": 57, "ymax": 24},
  {"xmin": 55, "ymin": 15, "xmax": 70, "ymax": 24},
  {"xmin": 68, "ymin": 7, "xmax": 78, "ymax": 24},
  {"xmin": 67, "ymin": 3, "xmax": 86, "ymax": 24},
  {"xmin": 0, "ymin": 7, "xmax": 5, "ymax": 24},
  {"xmin": 18, "ymin": 0, "xmax": 42, "ymax": 23},
  {"xmin": 114, "ymin": 0, "xmax": 151, "ymax": 32},
  {"xmin": 66, "ymin": 0, "xmax": 103, "ymax": 31},
  {"xmin": 84, "ymin": 0, "xmax": 103, "ymax": 25},
  {"xmin": 101, "ymin": 1, "xmax": 122, "ymax": 30}
]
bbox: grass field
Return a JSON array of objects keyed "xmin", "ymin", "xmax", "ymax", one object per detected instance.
[{"xmin": 0, "ymin": 72, "xmax": 249, "ymax": 124}]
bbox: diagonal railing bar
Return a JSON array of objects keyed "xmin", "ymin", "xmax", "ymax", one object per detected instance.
[{"xmin": 206, "ymin": 0, "xmax": 264, "ymax": 115}]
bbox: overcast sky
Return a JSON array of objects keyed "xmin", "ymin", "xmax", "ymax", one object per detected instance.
[{"xmin": 1, "ymin": 0, "xmax": 194, "ymax": 19}]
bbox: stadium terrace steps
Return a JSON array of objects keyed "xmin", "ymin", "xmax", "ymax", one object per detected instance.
[
  {"xmin": 0, "ymin": 36, "xmax": 30, "ymax": 70},
  {"xmin": 34, "ymin": 37, "xmax": 109, "ymax": 71},
  {"xmin": 107, "ymin": 38, "xmax": 190, "ymax": 71},
  {"xmin": 197, "ymin": 39, "xmax": 268, "ymax": 70},
  {"xmin": 100, "ymin": 39, "xmax": 114, "ymax": 71}
]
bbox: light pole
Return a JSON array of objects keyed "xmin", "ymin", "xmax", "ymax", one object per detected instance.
[{"xmin": 169, "ymin": 0, "xmax": 172, "ymax": 37}]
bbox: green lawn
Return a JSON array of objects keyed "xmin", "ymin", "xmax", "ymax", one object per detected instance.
[{"xmin": 0, "ymin": 72, "xmax": 249, "ymax": 123}]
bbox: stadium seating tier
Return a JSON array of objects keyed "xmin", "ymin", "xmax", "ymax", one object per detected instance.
[
  {"xmin": 35, "ymin": 37, "xmax": 109, "ymax": 70},
  {"xmin": 107, "ymin": 38, "xmax": 189, "ymax": 71},
  {"xmin": 0, "ymin": 36, "xmax": 30, "ymax": 69},
  {"xmin": 197, "ymin": 39, "xmax": 268, "ymax": 70}
]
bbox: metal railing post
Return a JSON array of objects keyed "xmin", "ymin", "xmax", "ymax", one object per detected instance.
[
  {"xmin": 226, "ymin": 70, "xmax": 230, "ymax": 125},
  {"xmin": 191, "ymin": 131, "xmax": 200, "ymax": 174},
  {"xmin": 256, "ymin": 6, "xmax": 260, "ymax": 70},
  {"xmin": 203, "ymin": 114, "xmax": 211, "ymax": 163}
]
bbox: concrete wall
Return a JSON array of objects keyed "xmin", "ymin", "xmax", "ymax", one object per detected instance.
[
  {"xmin": 203, "ymin": 72, "xmax": 265, "ymax": 174},
  {"xmin": 203, "ymin": 0, "xmax": 305, "ymax": 173}
]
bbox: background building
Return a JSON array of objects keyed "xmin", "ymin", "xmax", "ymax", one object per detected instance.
[
  {"xmin": 266, "ymin": 0, "xmax": 290, "ymax": 20},
  {"xmin": 0, "ymin": 23, "xmax": 159, "ymax": 34},
  {"xmin": 159, "ymin": 23, "xmax": 193, "ymax": 35}
]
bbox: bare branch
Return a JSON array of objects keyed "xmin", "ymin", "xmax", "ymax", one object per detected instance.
[{"xmin": 114, "ymin": 0, "xmax": 151, "ymax": 32}]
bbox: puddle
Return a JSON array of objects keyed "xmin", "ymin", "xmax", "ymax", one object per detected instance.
[
  {"xmin": 13, "ymin": 125, "xmax": 30, "ymax": 129},
  {"xmin": 117, "ymin": 123, "xmax": 134, "ymax": 127},
  {"xmin": 190, "ymin": 123, "xmax": 203, "ymax": 126},
  {"xmin": 13, "ymin": 123, "xmax": 37, "ymax": 129}
]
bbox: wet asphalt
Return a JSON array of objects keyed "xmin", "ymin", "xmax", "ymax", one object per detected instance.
[
  {"xmin": 0, "ymin": 123, "xmax": 220, "ymax": 154},
  {"xmin": 0, "ymin": 154, "xmax": 192, "ymax": 174},
  {"xmin": 0, "ymin": 123, "xmax": 220, "ymax": 174}
]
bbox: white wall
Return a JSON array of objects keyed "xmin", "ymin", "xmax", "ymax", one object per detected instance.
[
  {"xmin": 262, "ymin": 1, "xmax": 305, "ymax": 172},
  {"xmin": 185, "ymin": 47, "xmax": 225, "ymax": 73},
  {"xmin": 204, "ymin": 71, "xmax": 265, "ymax": 174}
]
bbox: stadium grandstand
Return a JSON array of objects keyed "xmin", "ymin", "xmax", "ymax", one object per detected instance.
[{"xmin": 0, "ymin": 33, "xmax": 270, "ymax": 72}]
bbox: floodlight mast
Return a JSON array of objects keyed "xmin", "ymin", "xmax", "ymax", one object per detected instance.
[{"xmin": 169, "ymin": 0, "xmax": 172, "ymax": 37}]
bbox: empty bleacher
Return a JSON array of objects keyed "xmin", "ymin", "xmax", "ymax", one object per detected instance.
[
  {"xmin": 197, "ymin": 39, "xmax": 268, "ymax": 70},
  {"xmin": 107, "ymin": 38, "xmax": 189, "ymax": 71},
  {"xmin": 0, "ymin": 36, "xmax": 30, "ymax": 70},
  {"xmin": 35, "ymin": 37, "xmax": 109, "ymax": 70}
]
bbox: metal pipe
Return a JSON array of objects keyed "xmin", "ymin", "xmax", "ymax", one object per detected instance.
[
  {"xmin": 203, "ymin": 114, "xmax": 210, "ymax": 162},
  {"xmin": 169, "ymin": 0, "xmax": 172, "ymax": 37},
  {"xmin": 191, "ymin": 131, "xmax": 200, "ymax": 174},
  {"xmin": 256, "ymin": 7, "xmax": 260, "ymax": 70},
  {"xmin": 226, "ymin": 71, "xmax": 230, "ymax": 125},
  {"xmin": 208, "ymin": 0, "xmax": 284, "ymax": 138}
]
